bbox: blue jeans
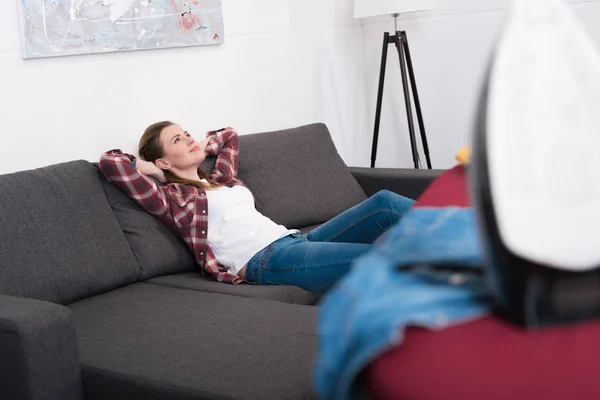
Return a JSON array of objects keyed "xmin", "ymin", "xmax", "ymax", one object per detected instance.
[{"xmin": 245, "ymin": 190, "xmax": 415, "ymax": 292}]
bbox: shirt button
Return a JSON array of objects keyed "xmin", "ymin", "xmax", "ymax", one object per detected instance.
[
  {"xmin": 200, "ymin": 252, "xmax": 204, "ymax": 256},
  {"xmin": 202, "ymin": 231, "xmax": 206, "ymax": 235},
  {"xmin": 202, "ymin": 210, "xmax": 206, "ymax": 214}
]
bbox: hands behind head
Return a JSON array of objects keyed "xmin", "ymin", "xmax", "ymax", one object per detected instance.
[
  {"xmin": 198, "ymin": 137, "xmax": 211, "ymax": 154},
  {"xmin": 136, "ymin": 159, "xmax": 167, "ymax": 183}
]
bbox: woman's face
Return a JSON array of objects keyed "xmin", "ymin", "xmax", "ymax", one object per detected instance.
[{"xmin": 158, "ymin": 124, "xmax": 208, "ymax": 171}]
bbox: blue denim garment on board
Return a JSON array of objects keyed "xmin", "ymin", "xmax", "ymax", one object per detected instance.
[{"xmin": 314, "ymin": 207, "xmax": 494, "ymax": 400}]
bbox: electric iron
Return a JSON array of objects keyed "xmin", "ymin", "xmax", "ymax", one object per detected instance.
[{"xmin": 471, "ymin": 0, "xmax": 600, "ymax": 327}]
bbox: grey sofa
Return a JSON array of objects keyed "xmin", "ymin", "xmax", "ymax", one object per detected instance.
[{"xmin": 0, "ymin": 123, "xmax": 441, "ymax": 400}]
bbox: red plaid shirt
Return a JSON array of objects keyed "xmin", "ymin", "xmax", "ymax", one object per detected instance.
[{"xmin": 99, "ymin": 127, "xmax": 245, "ymax": 284}]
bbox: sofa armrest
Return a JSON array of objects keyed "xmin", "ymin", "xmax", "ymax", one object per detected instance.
[
  {"xmin": 0, "ymin": 294, "xmax": 84, "ymax": 400},
  {"xmin": 349, "ymin": 167, "xmax": 444, "ymax": 200}
]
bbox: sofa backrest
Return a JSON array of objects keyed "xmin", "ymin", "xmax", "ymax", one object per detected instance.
[
  {"xmin": 0, "ymin": 161, "xmax": 140, "ymax": 304},
  {"xmin": 99, "ymin": 173, "xmax": 198, "ymax": 280},
  {"xmin": 203, "ymin": 123, "xmax": 368, "ymax": 228}
]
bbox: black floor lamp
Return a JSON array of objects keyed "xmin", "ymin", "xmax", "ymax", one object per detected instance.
[{"xmin": 354, "ymin": 0, "xmax": 436, "ymax": 169}]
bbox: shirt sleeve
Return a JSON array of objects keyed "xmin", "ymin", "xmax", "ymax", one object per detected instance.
[
  {"xmin": 204, "ymin": 127, "xmax": 240, "ymax": 184},
  {"xmin": 99, "ymin": 150, "xmax": 171, "ymax": 218}
]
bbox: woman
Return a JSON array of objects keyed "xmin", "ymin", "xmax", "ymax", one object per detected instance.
[{"xmin": 99, "ymin": 121, "xmax": 414, "ymax": 292}]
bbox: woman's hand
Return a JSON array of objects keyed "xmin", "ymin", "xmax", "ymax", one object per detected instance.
[
  {"xmin": 136, "ymin": 159, "xmax": 166, "ymax": 182},
  {"xmin": 198, "ymin": 137, "xmax": 212, "ymax": 155}
]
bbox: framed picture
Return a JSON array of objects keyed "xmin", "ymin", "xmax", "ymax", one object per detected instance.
[{"xmin": 16, "ymin": 0, "xmax": 224, "ymax": 59}]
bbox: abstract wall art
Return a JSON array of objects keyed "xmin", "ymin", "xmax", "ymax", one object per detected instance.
[{"xmin": 17, "ymin": 0, "xmax": 224, "ymax": 59}]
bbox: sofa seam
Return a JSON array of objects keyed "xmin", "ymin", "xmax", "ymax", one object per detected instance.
[
  {"xmin": 95, "ymin": 166, "xmax": 144, "ymax": 281},
  {"xmin": 139, "ymin": 281, "xmax": 317, "ymax": 306}
]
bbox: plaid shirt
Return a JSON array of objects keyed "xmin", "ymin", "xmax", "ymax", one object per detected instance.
[{"xmin": 99, "ymin": 127, "xmax": 245, "ymax": 284}]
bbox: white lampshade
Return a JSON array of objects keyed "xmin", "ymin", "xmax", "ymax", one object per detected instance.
[{"xmin": 354, "ymin": 0, "xmax": 436, "ymax": 19}]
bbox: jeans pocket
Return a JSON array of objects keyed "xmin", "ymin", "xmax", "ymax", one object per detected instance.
[{"xmin": 257, "ymin": 241, "xmax": 277, "ymax": 268}]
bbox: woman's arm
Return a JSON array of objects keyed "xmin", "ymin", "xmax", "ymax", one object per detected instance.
[
  {"xmin": 99, "ymin": 150, "xmax": 171, "ymax": 218},
  {"xmin": 204, "ymin": 127, "xmax": 239, "ymax": 184},
  {"xmin": 135, "ymin": 159, "xmax": 167, "ymax": 183}
]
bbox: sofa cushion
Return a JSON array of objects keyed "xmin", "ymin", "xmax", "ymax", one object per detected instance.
[
  {"xmin": 99, "ymin": 170, "xmax": 197, "ymax": 280},
  {"xmin": 69, "ymin": 283, "xmax": 317, "ymax": 400},
  {"xmin": 202, "ymin": 123, "xmax": 368, "ymax": 229},
  {"xmin": 0, "ymin": 161, "xmax": 139, "ymax": 304},
  {"xmin": 146, "ymin": 272, "xmax": 321, "ymax": 305}
]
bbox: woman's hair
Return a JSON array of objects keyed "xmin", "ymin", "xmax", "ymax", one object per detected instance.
[{"xmin": 138, "ymin": 121, "xmax": 221, "ymax": 190}]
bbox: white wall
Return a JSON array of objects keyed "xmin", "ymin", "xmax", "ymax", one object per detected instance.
[
  {"xmin": 2, "ymin": 1, "xmax": 600, "ymax": 174},
  {"xmin": 0, "ymin": 0, "xmax": 367, "ymax": 174},
  {"xmin": 360, "ymin": 0, "xmax": 600, "ymax": 169}
]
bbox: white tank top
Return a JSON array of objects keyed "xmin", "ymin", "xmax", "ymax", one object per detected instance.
[{"xmin": 205, "ymin": 184, "xmax": 299, "ymax": 275}]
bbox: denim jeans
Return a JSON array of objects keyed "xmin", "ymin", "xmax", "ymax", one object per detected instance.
[{"xmin": 245, "ymin": 190, "xmax": 415, "ymax": 292}]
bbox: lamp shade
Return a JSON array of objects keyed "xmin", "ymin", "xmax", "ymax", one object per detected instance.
[{"xmin": 354, "ymin": 0, "xmax": 436, "ymax": 19}]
